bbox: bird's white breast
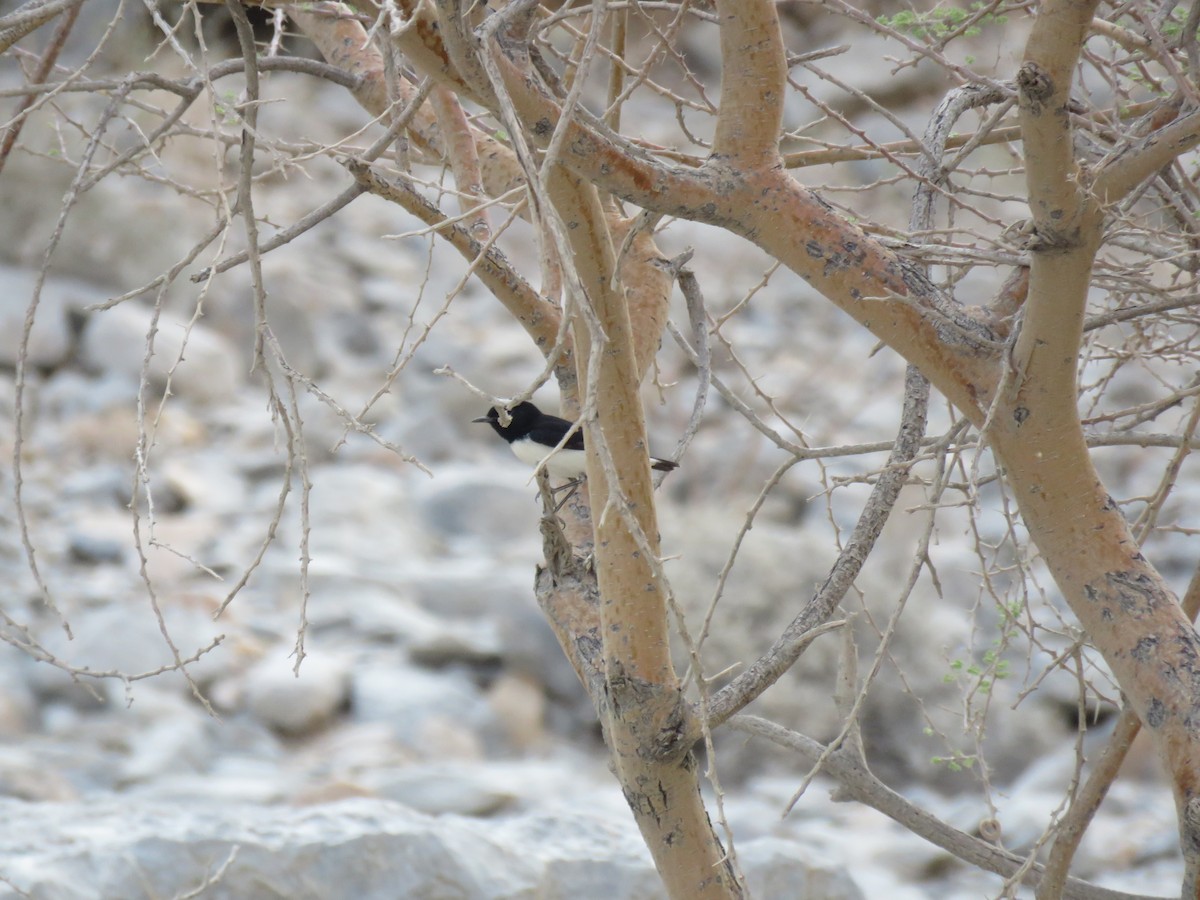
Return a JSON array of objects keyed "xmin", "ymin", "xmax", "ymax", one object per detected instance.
[{"xmin": 510, "ymin": 438, "xmax": 588, "ymax": 479}]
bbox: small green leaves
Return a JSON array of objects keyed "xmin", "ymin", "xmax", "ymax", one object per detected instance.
[
  {"xmin": 931, "ymin": 753, "xmax": 978, "ymax": 772},
  {"xmin": 878, "ymin": 4, "xmax": 1008, "ymax": 41}
]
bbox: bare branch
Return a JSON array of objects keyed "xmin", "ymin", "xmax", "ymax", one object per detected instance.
[
  {"xmin": 730, "ymin": 715, "xmax": 1160, "ymax": 900},
  {"xmin": 701, "ymin": 366, "xmax": 930, "ymax": 733},
  {"xmin": 347, "ymin": 161, "xmax": 564, "ymax": 357},
  {"xmin": 1096, "ymin": 105, "xmax": 1200, "ymax": 205},
  {"xmin": 0, "ymin": 0, "xmax": 84, "ymax": 53},
  {"xmin": 710, "ymin": 0, "xmax": 786, "ymax": 165}
]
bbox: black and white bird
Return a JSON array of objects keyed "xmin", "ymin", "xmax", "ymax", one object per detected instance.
[{"xmin": 472, "ymin": 401, "xmax": 678, "ymax": 481}]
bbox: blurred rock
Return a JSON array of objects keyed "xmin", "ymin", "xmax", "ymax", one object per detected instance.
[
  {"xmin": 158, "ymin": 454, "xmax": 248, "ymax": 516},
  {"xmin": 406, "ymin": 617, "xmax": 501, "ymax": 668},
  {"xmin": 350, "ymin": 661, "xmax": 495, "ymax": 758},
  {"xmin": 78, "ymin": 302, "xmax": 243, "ymax": 402},
  {"xmin": 67, "ymin": 529, "xmax": 125, "ymax": 565},
  {"xmin": 0, "ymin": 266, "xmax": 94, "ymax": 370},
  {"xmin": 486, "ymin": 671, "xmax": 546, "ymax": 751},
  {"xmin": 0, "ymin": 797, "xmax": 533, "ymax": 899},
  {"xmin": 0, "ymin": 796, "xmax": 869, "ymax": 900},
  {"xmin": 243, "ymin": 652, "xmax": 351, "ymax": 737},
  {"xmin": 0, "ymin": 753, "xmax": 78, "ymax": 802},
  {"xmin": 27, "ymin": 599, "xmax": 237, "ymax": 704},
  {"xmin": 740, "ymin": 837, "xmax": 865, "ymax": 899},
  {"xmin": 371, "ymin": 764, "xmax": 517, "ymax": 816},
  {"xmin": 0, "ymin": 668, "xmax": 35, "ymax": 738},
  {"xmin": 496, "ymin": 603, "xmax": 585, "ymax": 704},
  {"xmin": 409, "ymin": 465, "xmax": 541, "ymax": 553},
  {"xmin": 0, "ymin": 150, "xmax": 204, "ymax": 289},
  {"xmin": 116, "ymin": 705, "xmax": 216, "ymax": 786},
  {"xmin": 400, "ymin": 562, "xmax": 536, "ymax": 620},
  {"xmin": 299, "ymin": 463, "xmax": 436, "ymax": 574}
]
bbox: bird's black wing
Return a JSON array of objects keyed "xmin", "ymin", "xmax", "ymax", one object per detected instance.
[{"xmin": 529, "ymin": 414, "xmax": 585, "ymax": 451}]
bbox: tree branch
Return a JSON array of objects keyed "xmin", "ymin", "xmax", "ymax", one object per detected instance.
[
  {"xmin": 0, "ymin": 0, "xmax": 84, "ymax": 53},
  {"xmin": 711, "ymin": 0, "xmax": 785, "ymax": 165},
  {"xmin": 288, "ymin": 3, "xmax": 525, "ymax": 199},
  {"xmin": 1038, "ymin": 529, "xmax": 1200, "ymax": 897},
  {"xmin": 544, "ymin": 165, "xmax": 740, "ymax": 899},
  {"xmin": 729, "ymin": 715, "xmax": 1163, "ymax": 900},
  {"xmin": 700, "ymin": 366, "xmax": 929, "ymax": 734},
  {"xmin": 1016, "ymin": 0, "xmax": 1100, "ymax": 243},
  {"xmin": 1096, "ymin": 105, "xmax": 1200, "ymax": 205},
  {"xmin": 347, "ymin": 161, "xmax": 563, "ymax": 357}
]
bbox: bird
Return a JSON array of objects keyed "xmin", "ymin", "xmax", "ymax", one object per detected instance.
[{"xmin": 472, "ymin": 401, "xmax": 678, "ymax": 482}]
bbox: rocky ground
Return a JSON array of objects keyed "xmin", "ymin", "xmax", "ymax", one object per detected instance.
[{"xmin": 0, "ymin": 16, "xmax": 1190, "ymax": 899}]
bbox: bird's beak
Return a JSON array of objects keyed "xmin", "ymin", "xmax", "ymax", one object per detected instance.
[{"xmin": 471, "ymin": 416, "xmax": 491, "ymax": 424}]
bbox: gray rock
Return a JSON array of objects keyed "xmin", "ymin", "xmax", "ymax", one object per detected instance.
[
  {"xmin": 27, "ymin": 601, "xmax": 234, "ymax": 704},
  {"xmin": 739, "ymin": 837, "xmax": 865, "ymax": 899},
  {"xmin": 58, "ymin": 463, "xmax": 131, "ymax": 505},
  {"xmin": 242, "ymin": 652, "xmax": 352, "ymax": 737},
  {"xmin": 503, "ymin": 812, "xmax": 662, "ymax": 899},
  {"xmin": 0, "ymin": 749, "xmax": 78, "ymax": 802},
  {"xmin": 0, "ymin": 151, "xmax": 201, "ymax": 288},
  {"xmin": 115, "ymin": 708, "xmax": 216, "ymax": 787},
  {"xmin": 406, "ymin": 616, "xmax": 502, "ymax": 668},
  {"xmin": 413, "ymin": 468, "xmax": 540, "ymax": 547},
  {"xmin": 202, "ymin": 271, "xmax": 323, "ymax": 379},
  {"xmin": 159, "ymin": 455, "xmax": 249, "ymax": 516},
  {"xmin": 78, "ymin": 302, "xmax": 243, "ymax": 402},
  {"xmin": 0, "ymin": 266, "xmax": 85, "ymax": 370},
  {"xmin": 0, "ymin": 794, "xmax": 867, "ymax": 899},
  {"xmin": 0, "ymin": 798, "xmax": 533, "ymax": 900},
  {"xmin": 400, "ymin": 561, "xmax": 535, "ymax": 620},
  {"xmin": 66, "ymin": 530, "xmax": 125, "ymax": 565},
  {"xmin": 371, "ymin": 764, "xmax": 517, "ymax": 816},
  {"xmin": 0, "ymin": 667, "xmax": 35, "ymax": 739},
  {"xmin": 496, "ymin": 604, "xmax": 591, "ymax": 710},
  {"xmin": 350, "ymin": 661, "xmax": 495, "ymax": 747},
  {"xmin": 300, "ymin": 463, "xmax": 437, "ymax": 573}
]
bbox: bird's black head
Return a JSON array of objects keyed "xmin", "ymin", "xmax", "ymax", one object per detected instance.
[{"xmin": 472, "ymin": 401, "xmax": 542, "ymax": 442}]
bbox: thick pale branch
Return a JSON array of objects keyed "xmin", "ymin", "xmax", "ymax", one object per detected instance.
[
  {"xmin": 998, "ymin": 10, "xmax": 1200, "ymax": 887},
  {"xmin": 1011, "ymin": 0, "xmax": 1104, "ymax": 400},
  {"xmin": 535, "ymin": 500, "xmax": 606, "ymax": 700},
  {"xmin": 988, "ymin": 407, "xmax": 1200, "ymax": 893},
  {"xmin": 429, "ymin": 0, "xmax": 498, "ymax": 107},
  {"xmin": 549, "ymin": 167, "xmax": 739, "ymax": 900},
  {"xmin": 352, "ymin": 0, "xmax": 489, "ymax": 104},
  {"xmin": 548, "ymin": 170, "xmax": 669, "ymax": 683},
  {"xmin": 463, "ymin": 17, "xmax": 999, "ymax": 419},
  {"xmin": 1095, "ymin": 105, "xmax": 1200, "ymax": 204},
  {"xmin": 727, "ymin": 169, "xmax": 997, "ymax": 419},
  {"xmin": 1039, "ymin": 562, "xmax": 1200, "ymax": 897},
  {"xmin": 609, "ymin": 215, "xmax": 671, "ymax": 378},
  {"xmin": 348, "ymin": 2, "xmax": 980, "ymax": 425},
  {"xmin": 711, "ymin": 0, "xmax": 786, "ymax": 165},
  {"xmin": 289, "ymin": 5, "xmax": 525, "ymax": 198},
  {"xmin": 1017, "ymin": 0, "xmax": 1101, "ymax": 238},
  {"xmin": 429, "ymin": 84, "xmax": 491, "ymax": 236},
  {"xmin": 346, "ymin": 161, "xmax": 564, "ymax": 356},
  {"xmin": 287, "ymin": 6, "xmax": 391, "ymax": 118},
  {"xmin": 1011, "ymin": 243, "xmax": 1101, "ymax": 410},
  {"xmin": 479, "ymin": 17, "xmax": 709, "ymax": 206}
]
